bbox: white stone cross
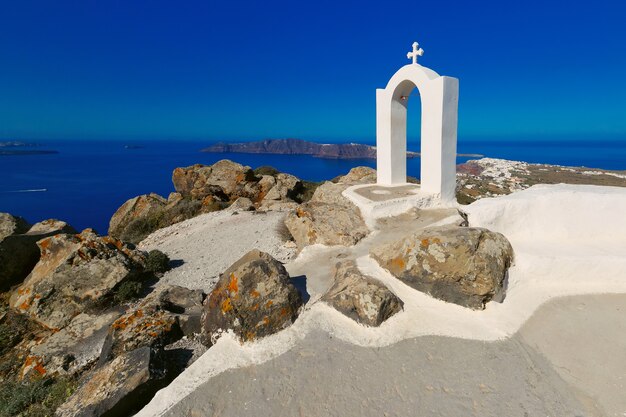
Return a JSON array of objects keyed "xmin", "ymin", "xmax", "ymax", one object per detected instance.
[{"xmin": 407, "ymin": 42, "xmax": 424, "ymax": 64}]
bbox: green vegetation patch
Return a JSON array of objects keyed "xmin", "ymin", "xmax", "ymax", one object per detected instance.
[
  {"xmin": 0, "ymin": 377, "xmax": 77, "ymax": 417},
  {"xmin": 145, "ymin": 250, "xmax": 171, "ymax": 274}
]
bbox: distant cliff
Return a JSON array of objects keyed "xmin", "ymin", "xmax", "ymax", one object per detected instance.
[{"xmin": 201, "ymin": 138, "xmax": 419, "ymax": 159}]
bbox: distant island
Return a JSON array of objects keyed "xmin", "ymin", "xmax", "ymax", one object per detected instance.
[
  {"xmin": 201, "ymin": 138, "xmax": 482, "ymax": 159},
  {"xmin": 0, "ymin": 150, "xmax": 58, "ymax": 156},
  {"xmin": 0, "ymin": 141, "xmax": 58, "ymax": 156},
  {"xmin": 0, "ymin": 141, "xmax": 39, "ymax": 147}
]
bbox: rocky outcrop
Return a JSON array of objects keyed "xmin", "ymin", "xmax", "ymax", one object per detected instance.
[
  {"xmin": 172, "ymin": 160, "xmax": 258, "ymax": 201},
  {"xmin": 371, "ymin": 226, "xmax": 514, "ymax": 310},
  {"xmin": 56, "ymin": 346, "xmax": 173, "ymax": 417},
  {"xmin": 109, "ymin": 160, "xmax": 309, "ymax": 243},
  {"xmin": 0, "ymin": 218, "xmax": 76, "ymax": 291},
  {"xmin": 322, "ymin": 261, "xmax": 403, "ymax": 326},
  {"xmin": 101, "ymin": 285, "xmax": 203, "ymax": 360},
  {"xmin": 108, "ymin": 192, "xmax": 223, "ymax": 244},
  {"xmin": 201, "ymin": 250, "xmax": 302, "ymax": 345},
  {"xmin": 10, "ymin": 229, "xmax": 147, "ymax": 329},
  {"xmin": 0, "ymin": 212, "xmax": 30, "ymax": 240}
]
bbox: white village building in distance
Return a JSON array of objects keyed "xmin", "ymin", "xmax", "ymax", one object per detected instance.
[{"xmin": 345, "ymin": 42, "xmax": 460, "ymax": 221}]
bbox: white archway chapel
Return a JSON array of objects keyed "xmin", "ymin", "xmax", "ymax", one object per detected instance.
[{"xmin": 375, "ymin": 42, "xmax": 459, "ymax": 202}]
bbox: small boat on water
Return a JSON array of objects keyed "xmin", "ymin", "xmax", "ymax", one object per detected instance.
[{"xmin": 4, "ymin": 188, "xmax": 48, "ymax": 193}]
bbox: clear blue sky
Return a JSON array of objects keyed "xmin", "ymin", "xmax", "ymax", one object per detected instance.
[{"xmin": 1, "ymin": 0, "xmax": 625, "ymax": 142}]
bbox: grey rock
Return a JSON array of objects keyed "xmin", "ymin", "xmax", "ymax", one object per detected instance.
[
  {"xmin": 108, "ymin": 193, "xmax": 167, "ymax": 240},
  {"xmin": 227, "ymin": 197, "xmax": 255, "ymax": 212},
  {"xmin": 25, "ymin": 310, "xmax": 122, "ymax": 378},
  {"xmin": 323, "ymin": 260, "xmax": 403, "ymax": 326},
  {"xmin": 264, "ymin": 173, "xmax": 300, "ymax": 201},
  {"xmin": 309, "ymin": 181, "xmax": 352, "ymax": 206},
  {"xmin": 0, "ymin": 212, "xmax": 30, "ymax": 241},
  {"xmin": 158, "ymin": 285, "xmax": 205, "ymax": 336},
  {"xmin": 370, "ymin": 226, "xmax": 514, "ymax": 310},
  {"xmin": 0, "ymin": 218, "xmax": 75, "ymax": 291},
  {"xmin": 101, "ymin": 295, "xmax": 181, "ymax": 361},
  {"xmin": 257, "ymin": 175, "xmax": 276, "ymax": 196},
  {"xmin": 10, "ymin": 229, "xmax": 146, "ymax": 329},
  {"xmin": 56, "ymin": 347, "xmax": 173, "ymax": 417},
  {"xmin": 201, "ymin": 249, "xmax": 303, "ymax": 346},
  {"xmin": 167, "ymin": 192, "xmax": 183, "ymax": 204},
  {"xmin": 284, "ymin": 202, "xmax": 369, "ymax": 250},
  {"xmin": 257, "ymin": 200, "xmax": 300, "ymax": 212},
  {"xmin": 336, "ymin": 166, "xmax": 377, "ymax": 184},
  {"xmin": 100, "ymin": 285, "xmax": 203, "ymax": 361}
]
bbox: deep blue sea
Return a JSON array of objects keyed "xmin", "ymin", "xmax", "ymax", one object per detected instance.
[{"xmin": 1, "ymin": 138, "xmax": 625, "ymax": 234}]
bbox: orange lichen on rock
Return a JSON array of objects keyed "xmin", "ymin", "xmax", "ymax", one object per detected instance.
[
  {"xmin": 227, "ymin": 273, "xmax": 238, "ymax": 294},
  {"xmin": 23, "ymin": 355, "xmax": 46, "ymax": 377},
  {"xmin": 17, "ymin": 287, "xmax": 31, "ymax": 296},
  {"xmin": 112, "ymin": 309, "xmax": 144, "ymax": 330},
  {"xmin": 265, "ymin": 300, "xmax": 273, "ymax": 308},
  {"xmin": 390, "ymin": 256, "xmax": 406, "ymax": 270},
  {"xmin": 250, "ymin": 290, "xmax": 260, "ymax": 298},
  {"xmin": 38, "ymin": 237, "xmax": 52, "ymax": 251},
  {"xmin": 221, "ymin": 298, "xmax": 233, "ymax": 313}
]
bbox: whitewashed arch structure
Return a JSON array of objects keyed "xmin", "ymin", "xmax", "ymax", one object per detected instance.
[{"xmin": 376, "ymin": 46, "xmax": 459, "ymax": 201}]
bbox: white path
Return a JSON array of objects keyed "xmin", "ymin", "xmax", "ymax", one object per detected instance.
[{"xmin": 137, "ymin": 184, "xmax": 626, "ymax": 417}]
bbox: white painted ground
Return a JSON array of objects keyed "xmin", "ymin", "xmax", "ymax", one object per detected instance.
[
  {"xmin": 139, "ymin": 210, "xmax": 296, "ymax": 290},
  {"xmin": 137, "ymin": 184, "xmax": 626, "ymax": 417}
]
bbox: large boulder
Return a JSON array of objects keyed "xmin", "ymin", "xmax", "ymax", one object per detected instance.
[
  {"xmin": 283, "ymin": 167, "xmax": 372, "ymax": 250},
  {"xmin": 22, "ymin": 310, "xmax": 122, "ymax": 378},
  {"xmin": 10, "ymin": 229, "xmax": 147, "ymax": 330},
  {"xmin": 201, "ymin": 250, "xmax": 302, "ymax": 345},
  {"xmin": 284, "ymin": 203, "xmax": 369, "ymax": 250},
  {"xmin": 370, "ymin": 226, "xmax": 514, "ymax": 310},
  {"xmin": 56, "ymin": 346, "xmax": 174, "ymax": 417},
  {"xmin": 0, "ymin": 218, "xmax": 76, "ymax": 291},
  {"xmin": 322, "ymin": 260, "xmax": 403, "ymax": 326},
  {"xmin": 108, "ymin": 193, "xmax": 167, "ymax": 240},
  {"xmin": 172, "ymin": 160, "xmax": 258, "ymax": 201},
  {"xmin": 100, "ymin": 285, "xmax": 203, "ymax": 360}
]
